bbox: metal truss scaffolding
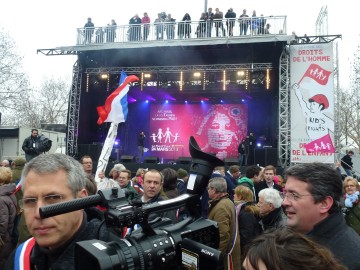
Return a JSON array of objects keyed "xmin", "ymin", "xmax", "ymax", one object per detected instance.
[
  {"xmin": 85, "ymin": 63, "xmax": 273, "ymax": 75},
  {"xmin": 278, "ymin": 49, "xmax": 291, "ymax": 168},
  {"xmin": 66, "ymin": 60, "xmax": 82, "ymax": 157}
]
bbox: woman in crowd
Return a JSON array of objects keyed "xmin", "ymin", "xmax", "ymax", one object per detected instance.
[
  {"xmin": 0, "ymin": 167, "xmax": 17, "ymax": 269},
  {"xmin": 161, "ymin": 167, "xmax": 179, "ymax": 199},
  {"xmin": 234, "ymin": 185, "xmax": 260, "ymax": 257},
  {"xmin": 242, "ymin": 227, "xmax": 347, "ymax": 270}
]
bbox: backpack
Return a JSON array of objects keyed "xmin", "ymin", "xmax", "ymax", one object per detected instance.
[
  {"xmin": 345, "ymin": 205, "xmax": 360, "ymax": 234},
  {"xmin": 36, "ymin": 135, "xmax": 52, "ymax": 153}
]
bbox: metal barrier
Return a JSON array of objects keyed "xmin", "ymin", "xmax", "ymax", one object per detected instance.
[{"xmin": 76, "ymin": 16, "xmax": 287, "ymax": 45}]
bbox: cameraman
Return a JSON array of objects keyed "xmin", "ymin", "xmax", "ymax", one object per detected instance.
[
  {"xmin": 22, "ymin": 129, "xmax": 40, "ymax": 162},
  {"xmin": 5, "ymin": 153, "xmax": 109, "ymax": 270}
]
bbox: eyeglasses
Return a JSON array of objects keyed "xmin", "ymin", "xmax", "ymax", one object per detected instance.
[
  {"xmin": 283, "ymin": 191, "xmax": 313, "ymax": 201},
  {"xmin": 19, "ymin": 194, "xmax": 64, "ymax": 210}
]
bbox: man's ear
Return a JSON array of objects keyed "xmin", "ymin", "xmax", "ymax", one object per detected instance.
[
  {"xmin": 319, "ymin": 196, "xmax": 334, "ymax": 214},
  {"xmin": 78, "ymin": 188, "xmax": 88, "ymax": 198}
]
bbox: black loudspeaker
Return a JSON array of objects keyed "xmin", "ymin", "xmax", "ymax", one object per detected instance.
[
  {"xmin": 177, "ymin": 157, "xmax": 192, "ymax": 164},
  {"xmin": 254, "ymin": 148, "xmax": 278, "ymax": 166},
  {"xmin": 120, "ymin": 155, "xmax": 135, "ymax": 163},
  {"xmin": 144, "ymin": 156, "xmax": 159, "ymax": 163},
  {"xmin": 224, "ymin": 158, "xmax": 239, "ymax": 166},
  {"xmin": 78, "ymin": 144, "xmax": 103, "ymax": 161}
]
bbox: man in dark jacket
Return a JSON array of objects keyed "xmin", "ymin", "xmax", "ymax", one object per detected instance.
[
  {"xmin": 341, "ymin": 150, "xmax": 354, "ymax": 176},
  {"xmin": 283, "ymin": 163, "xmax": 360, "ymax": 270},
  {"xmin": 22, "ymin": 129, "xmax": 40, "ymax": 162},
  {"xmin": 5, "ymin": 153, "xmax": 109, "ymax": 270},
  {"xmin": 255, "ymin": 165, "xmax": 283, "ymax": 202}
]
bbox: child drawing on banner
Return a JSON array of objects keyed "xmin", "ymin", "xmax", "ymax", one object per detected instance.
[
  {"xmin": 164, "ymin": 127, "xmax": 173, "ymax": 143},
  {"xmin": 292, "ymin": 63, "xmax": 334, "ymax": 154},
  {"xmin": 157, "ymin": 128, "xmax": 164, "ymax": 143},
  {"xmin": 151, "ymin": 133, "xmax": 157, "ymax": 142}
]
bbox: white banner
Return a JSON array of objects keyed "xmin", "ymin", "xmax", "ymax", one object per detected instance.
[{"xmin": 290, "ymin": 43, "xmax": 335, "ymax": 164}]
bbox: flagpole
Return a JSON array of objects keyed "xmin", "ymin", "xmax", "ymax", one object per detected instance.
[{"xmin": 95, "ymin": 123, "xmax": 118, "ymax": 183}]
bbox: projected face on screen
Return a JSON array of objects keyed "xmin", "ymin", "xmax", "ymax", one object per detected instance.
[{"xmin": 207, "ymin": 112, "xmax": 233, "ymax": 149}]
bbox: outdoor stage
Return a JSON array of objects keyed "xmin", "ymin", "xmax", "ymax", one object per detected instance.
[{"xmin": 38, "ymin": 18, "xmax": 300, "ymax": 168}]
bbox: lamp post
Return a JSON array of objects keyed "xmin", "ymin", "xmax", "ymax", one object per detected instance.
[{"xmin": 204, "ymin": 0, "xmax": 208, "ymax": 12}]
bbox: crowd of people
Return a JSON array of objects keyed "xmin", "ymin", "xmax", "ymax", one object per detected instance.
[
  {"xmin": 82, "ymin": 7, "xmax": 276, "ymax": 44},
  {"xmin": 1, "ymin": 142, "xmax": 360, "ymax": 269}
]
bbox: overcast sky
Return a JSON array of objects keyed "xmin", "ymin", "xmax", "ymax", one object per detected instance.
[{"xmin": 0, "ymin": 0, "xmax": 357, "ymax": 88}]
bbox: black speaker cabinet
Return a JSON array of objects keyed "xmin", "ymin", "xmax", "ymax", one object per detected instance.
[
  {"xmin": 224, "ymin": 158, "xmax": 239, "ymax": 166},
  {"xmin": 78, "ymin": 144, "xmax": 103, "ymax": 161},
  {"xmin": 144, "ymin": 156, "xmax": 159, "ymax": 163},
  {"xmin": 120, "ymin": 155, "xmax": 135, "ymax": 163},
  {"xmin": 254, "ymin": 148, "xmax": 278, "ymax": 166},
  {"xmin": 177, "ymin": 157, "xmax": 192, "ymax": 164}
]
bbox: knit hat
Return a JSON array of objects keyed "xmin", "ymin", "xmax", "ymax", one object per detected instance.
[{"xmin": 177, "ymin": 168, "xmax": 189, "ymax": 179}]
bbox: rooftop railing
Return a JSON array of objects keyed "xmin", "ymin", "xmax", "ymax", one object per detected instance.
[{"xmin": 76, "ymin": 16, "xmax": 287, "ymax": 45}]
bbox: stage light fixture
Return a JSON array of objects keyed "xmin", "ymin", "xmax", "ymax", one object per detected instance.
[
  {"xmin": 100, "ymin": 74, "xmax": 108, "ymax": 79},
  {"xmin": 266, "ymin": 69, "xmax": 270, "ymax": 89},
  {"xmin": 144, "ymin": 73, "xmax": 151, "ymax": 78},
  {"xmin": 220, "ymin": 100, "xmax": 224, "ymax": 103},
  {"xmin": 146, "ymin": 100, "xmax": 149, "ymax": 103},
  {"xmin": 86, "ymin": 74, "xmax": 89, "ymax": 92},
  {"xmin": 185, "ymin": 100, "xmax": 188, "ymax": 103},
  {"xmin": 223, "ymin": 70, "xmax": 226, "ymax": 91},
  {"xmin": 237, "ymin": 71, "xmax": 245, "ymax": 76},
  {"xmin": 193, "ymin": 72, "xmax": 201, "ymax": 77},
  {"xmin": 203, "ymin": 71, "xmax": 206, "ymax": 91},
  {"xmin": 180, "ymin": 71, "xmax": 183, "ymax": 91},
  {"xmin": 165, "ymin": 100, "xmax": 169, "ymax": 103}
]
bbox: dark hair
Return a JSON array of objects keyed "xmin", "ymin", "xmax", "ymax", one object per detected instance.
[
  {"xmin": 80, "ymin": 155, "xmax": 92, "ymax": 164},
  {"xmin": 348, "ymin": 150, "xmax": 354, "ymax": 155},
  {"xmin": 31, "ymin": 129, "xmax": 38, "ymax": 133},
  {"xmin": 244, "ymin": 227, "xmax": 347, "ymax": 270},
  {"xmin": 245, "ymin": 165, "xmax": 261, "ymax": 178},
  {"xmin": 229, "ymin": 165, "xmax": 240, "ymax": 174},
  {"xmin": 284, "ymin": 163, "xmax": 343, "ymax": 214},
  {"xmin": 161, "ymin": 167, "xmax": 178, "ymax": 191}
]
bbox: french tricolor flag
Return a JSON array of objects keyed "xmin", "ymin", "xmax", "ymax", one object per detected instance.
[{"xmin": 97, "ymin": 71, "xmax": 139, "ymax": 125}]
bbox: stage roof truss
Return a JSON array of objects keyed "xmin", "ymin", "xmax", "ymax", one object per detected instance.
[
  {"xmin": 85, "ymin": 63, "xmax": 273, "ymax": 75},
  {"xmin": 37, "ymin": 49, "xmax": 77, "ymax": 56}
]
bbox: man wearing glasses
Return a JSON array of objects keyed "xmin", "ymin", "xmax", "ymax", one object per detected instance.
[
  {"xmin": 5, "ymin": 153, "xmax": 108, "ymax": 270},
  {"xmin": 283, "ymin": 163, "xmax": 360, "ymax": 270}
]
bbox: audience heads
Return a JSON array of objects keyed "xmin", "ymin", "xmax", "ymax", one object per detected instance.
[
  {"xmin": 343, "ymin": 176, "xmax": 359, "ymax": 194},
  {"xmin": 177, "ymin": 168, "xmax": 188, "ymax": 179},
  {"xmin": 161, "ymin": 167, "xmax": 178, "ymax": 190},
  {"xmin": 85, "ymin": 176, "xmax": 97, "ymax": 195},
  {"xmin": 284, "ymin": 162, "xmax": 342, "ymax": 214},
  {"xmin": 258, "ymin": 188, "xmax": 283, "ymax": 209},
  {"xmin": 245, "ymin": 165, "xmax": 261, "ymax": 179},
  {"xmin": 0, "ymin": 166, "xmax": 12, "ymax": 185},
  {"xmin": 135, "ymin": 168, "xmax": 146, "ymax": 177},
  {"xmin": 1, "ymin": 159, "xmax": 10, "ymax": 167},
  {"xmin": 243, "ymin": 227, "xmax": 347, "ymax": 270},
  {"xmin": 143, "ymin": 169, "xmax": 163, "ymax": 201},
  {"xmin": 21, "ymin": 153, "xmax": 86, "ymax": 195},
  {"xmin": 118, "ymin": 169, "xmax": 132, "ymax": 188},
  {"xmin": 208, "ymin": 177, "xmax": 227, "ymax": 193},
  {"xmin": 234, "ymin": 185, "xmax": 254, "ymax": 202}
]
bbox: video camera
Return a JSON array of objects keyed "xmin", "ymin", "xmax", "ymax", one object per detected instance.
[{"xmin": 40, "ymin": 136, "xmax": 225, "ymax": 270}]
